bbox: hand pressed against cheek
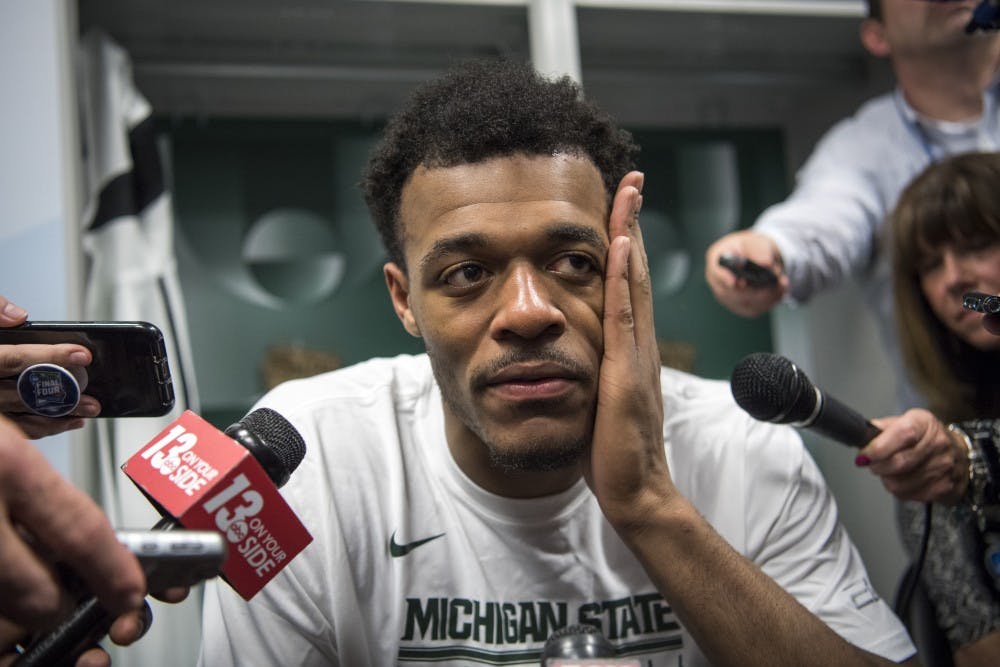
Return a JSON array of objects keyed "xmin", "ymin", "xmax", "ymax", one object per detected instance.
[
  {"xmin": 583, "ymin": 171, "xmax": 677, "ymax": 520},
  {"xmin": 386, "ymin": 154, "xmax": 613, "ymax": 491}
]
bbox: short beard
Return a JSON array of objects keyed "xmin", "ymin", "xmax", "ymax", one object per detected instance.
[
  {"xmin": 486, "ymin": 433, "xmax": 587, "ymax": 473},
  {"xmin": 426, "ymin": 346, "xmax": 594, "ymax": 474}
]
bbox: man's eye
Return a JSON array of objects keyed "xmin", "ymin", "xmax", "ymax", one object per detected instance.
[
  {"xmin": 443, "ymin": 264, "xmax": 487, "ymax": 288},
  {"xmin": 551, "ymin": 253, "xmax": 597, "ymax": 277}
]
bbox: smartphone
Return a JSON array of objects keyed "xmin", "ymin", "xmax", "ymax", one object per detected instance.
[
  {"xmin": 116, "ymin": 529, "xmax": 228, "ymax": 590},
  {"xmin": 718, "ymin": 254, "xmax": 779, "ymax": 288},
  {"xmin": 962, "ymin": 291, "xmax": 1000, "ymax": 314},
  {"xmin": 0, "ymin": 321, "xmax": 175, "ymax": 417}
]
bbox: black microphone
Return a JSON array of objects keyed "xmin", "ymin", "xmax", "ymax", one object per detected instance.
[
  {"xmin": 730, "ymin": 352, "xmax": 880, "ymax": 448},
  {"xmin": 14, "ymin": 407, "xmax": 307, "ymax": 667}
]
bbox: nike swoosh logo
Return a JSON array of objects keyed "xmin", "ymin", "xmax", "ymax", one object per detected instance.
[{"xmin": 389, "ymin": 530, "xmax": 445, "ymax": 558}]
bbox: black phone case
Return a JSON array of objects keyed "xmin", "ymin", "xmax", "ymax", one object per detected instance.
[
  {"xmin": 0, "ymin": 321, "xmax": 175, "ymax": 417},
  {"xmin": 718, "ymin": 254, "xmax": 778, "ymax": 287}
]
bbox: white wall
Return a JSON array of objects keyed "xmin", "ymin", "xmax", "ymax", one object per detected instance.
[{"xmin": 0, "ymin": 0, "xmax": 81, "ymax": 476}]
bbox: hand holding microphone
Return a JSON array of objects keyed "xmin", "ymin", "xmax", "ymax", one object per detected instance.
[
  {"xmin": 858, "ymin": 409, "xmax": 972, "ymax": 506},
  {"xmin": 0, "ymin": 414, "xmax": 147, "ymax": 667},
  {"xmin": 730, "ymin": 354, "xmax": 968, "ymax": 504},
  {"xmin": 13, "ymin": 407, "xmax": 313, "ymax": 667}
]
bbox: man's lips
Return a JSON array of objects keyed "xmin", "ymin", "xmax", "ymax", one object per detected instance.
[{"xmin": 483, "ymin": 363, "xmax": 583, "ymax": 400}]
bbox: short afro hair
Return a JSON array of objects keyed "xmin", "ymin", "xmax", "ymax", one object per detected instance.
[{"xmin": 361, "ymin": 58, "xmax": 640, "ymax": 270}]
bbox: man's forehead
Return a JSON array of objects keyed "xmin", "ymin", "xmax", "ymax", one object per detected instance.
[
  {"xmin": 397, "ymin": 154, "xmax": 611, "ymax": 264},
  {"xmin": 400, "ymin": 153, "xmax": 607, "ymax": 213}
]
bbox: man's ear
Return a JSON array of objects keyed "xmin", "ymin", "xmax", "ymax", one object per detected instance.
[
  {"xmin": 859, "ymin": 17, "xmax": 891, "ymax": 58},
  {"xmin": 384, "ymin": 262, "xmax": 422, "ymax": 337}
]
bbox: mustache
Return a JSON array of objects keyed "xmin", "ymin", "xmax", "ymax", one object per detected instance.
[{"xmin": 470, "ymin": 348, "xmax": 591, "ymax": 390}]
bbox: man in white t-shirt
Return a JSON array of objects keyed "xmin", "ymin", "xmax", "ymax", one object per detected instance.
[{"xmin": 198, "ymin": 59, "xmax": 919, "ymax": 666}]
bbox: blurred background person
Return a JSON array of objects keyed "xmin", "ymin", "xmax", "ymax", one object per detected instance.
[
  {"xmin": 889, "ymin": 151, "xmax": 1000, "ymax": 423},
  {"xmin": 704, "ymin": 0, "xmax": 1000, "ymax": 410},
  {"xmin": 856, "ymin": 151, "xmax": 1000, "ymax": 666}
]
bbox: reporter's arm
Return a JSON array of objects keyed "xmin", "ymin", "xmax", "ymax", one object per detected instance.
[{"xmin": 749, "ymin": 116, "xmax": 890, "ymax": 304}]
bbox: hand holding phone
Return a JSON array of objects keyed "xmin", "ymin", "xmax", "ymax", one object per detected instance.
[
  {"xmin": 0, "ymin": 321, "xmax": 175, "ymax": 419},
  {"xmin": 718, "ymin": 254, "xmax": 779, "ymax": 288}
]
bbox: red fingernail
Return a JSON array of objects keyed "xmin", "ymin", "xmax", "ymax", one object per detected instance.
[{"xmin": 854, "ymin": 454, "xmax": 871, "ymax": 467}]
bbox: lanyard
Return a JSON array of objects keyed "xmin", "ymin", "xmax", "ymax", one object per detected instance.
[
  {"xmin": 892, "ymin": 87, "xmax": 999, "ymax": 166},
  {"xmin": 893, "ymin": 90, "xmax": 940, "ymax": 166}
]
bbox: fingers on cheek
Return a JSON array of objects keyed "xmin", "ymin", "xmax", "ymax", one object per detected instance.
[
  {"xmin": 609, "ymin": 237, "xmax": 630, "ymax": 280},
  {"xmin": 632, "ymin": 241, "xmax": 652, "ymax": 296}
]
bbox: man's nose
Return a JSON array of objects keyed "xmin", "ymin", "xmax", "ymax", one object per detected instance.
[{"xmin": 489, "ymin": 263, "xmax": 566, "ymax": 341}]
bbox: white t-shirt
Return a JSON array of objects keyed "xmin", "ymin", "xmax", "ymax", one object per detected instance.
[{"xmin": 198, "ymin": 354, "xmax": 915, "ymax": 666}]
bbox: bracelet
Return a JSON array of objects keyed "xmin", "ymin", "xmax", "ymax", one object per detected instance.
[{"xmin": 950, "ymin": 423, "xmax": 989, "ymax": 520}]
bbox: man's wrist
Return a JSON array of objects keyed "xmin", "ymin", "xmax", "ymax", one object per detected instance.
[{"xmin": 604, "ymin": 487, "xmax": 696, "ymax": 548}]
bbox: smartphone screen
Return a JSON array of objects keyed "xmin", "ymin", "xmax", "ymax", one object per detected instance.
[{"xmin": 0, "ymin": 321, "xmax": 175, "ymax": 417}]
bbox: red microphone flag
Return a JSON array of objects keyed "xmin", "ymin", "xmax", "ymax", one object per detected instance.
[{"xmin": 122, "ymin": 410, "xmax": 312, "ymax": 599}]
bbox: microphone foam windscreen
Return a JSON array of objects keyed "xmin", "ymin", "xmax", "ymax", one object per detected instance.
[
  {"xmin": 238, "ymin": 407, "xmax": 307, "ymax": 476},
  {"xmin": 730, "ymin": 352, "xmax": 812, "ymax": 423}
]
